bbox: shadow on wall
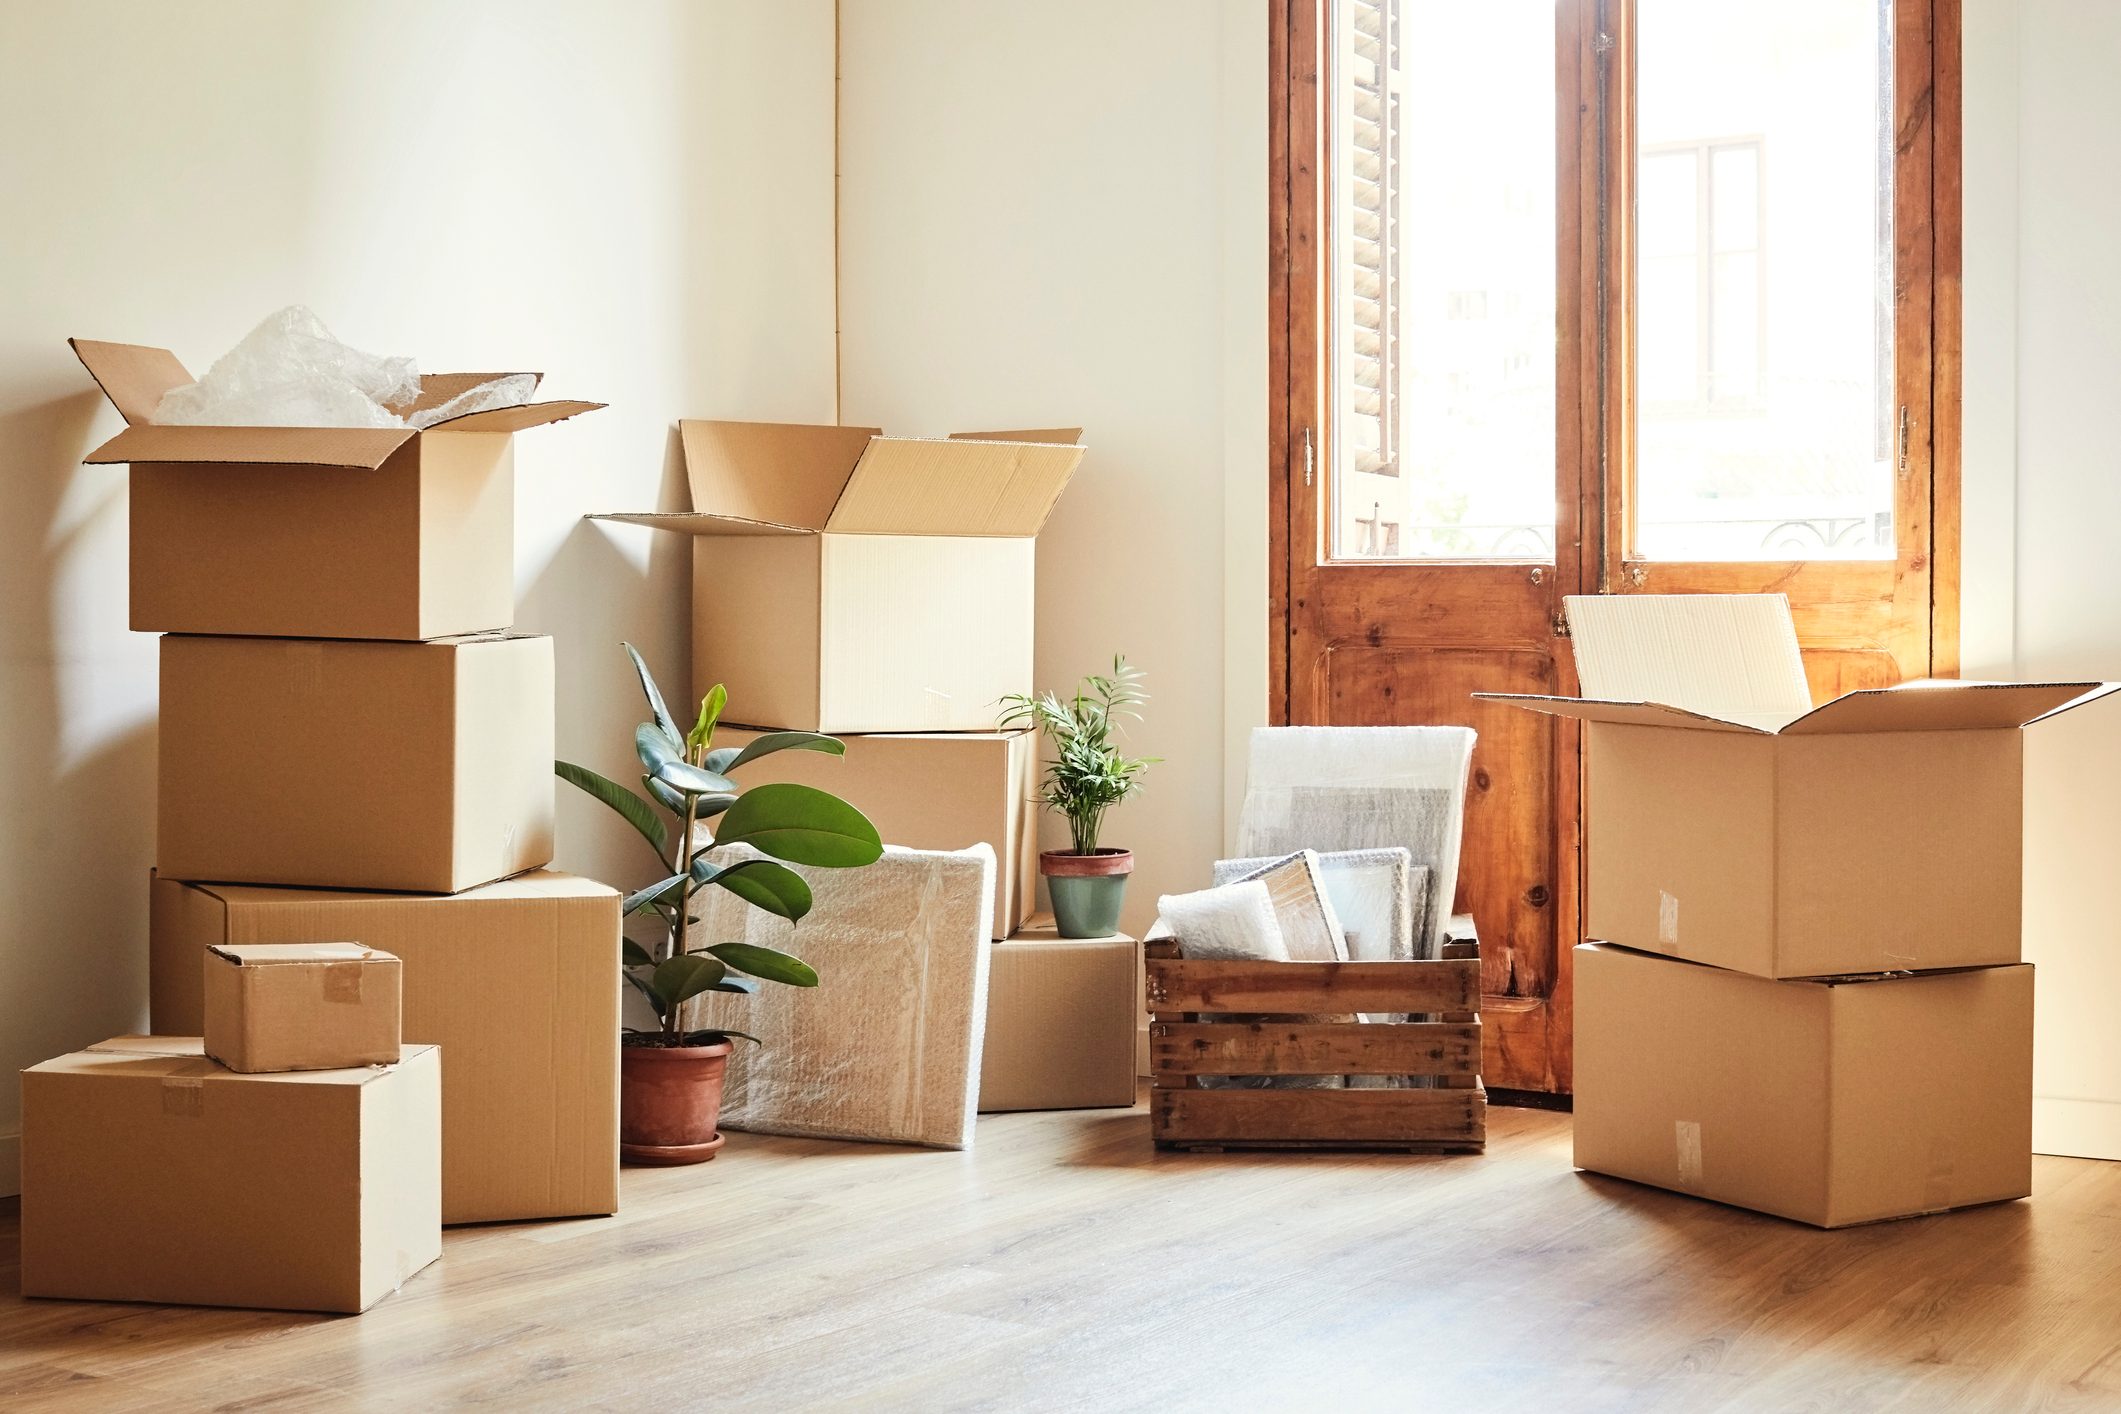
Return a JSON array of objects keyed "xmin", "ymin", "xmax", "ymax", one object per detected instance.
[
  {"xmin": 0, "ymin": 387, "xmax": 159, "ymax": 1082},
  {"xmin": 516, "ymin": 423, "xmax": 693, "ymax": 901}
]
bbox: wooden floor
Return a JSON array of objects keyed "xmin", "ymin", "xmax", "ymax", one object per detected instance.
[{"xmin": 3, "ymin": 1100, "xmax": 2119, "ymax": 1412}]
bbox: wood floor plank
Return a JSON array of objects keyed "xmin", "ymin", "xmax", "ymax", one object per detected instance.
[{"xmin": 2, "ymin": 1100, "xmax": 2117, "ymax": 1410}]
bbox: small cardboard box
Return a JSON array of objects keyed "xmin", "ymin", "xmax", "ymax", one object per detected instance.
[
  {"xmin": 716, "ymin": 726, "xmax": 1038, "ymax": 938},
  {"xmin": 597, "ymin": 420, "xmax": 1085, "ymax": 732},
  {"xmin": 151, "ymin": 870, "xmax": 620, "ymax": 1225},
  {"xmin": 1574, "ymin": 943, "xmax": 2033, "ymax": 1228},
  {"xmin": 980, "ymin": 915, "xmax": 1139, "ymax": 1112},
  {"xmin": 70, "ymin": 338, "xmax": 600, "ymax": 640},
  {"xmin": 1481, "ymin": 594, "xmax": 2114, "ymax": 978},
  {"xmin": 159, "ymin": 632, "xmax": 555, "ymax": 894},
  {"xmin": 204, "ymin": 943, "xmax": 403, "ymax": 1073},
  {"xmin": 21, "ymin": 1037, "xmax": 440, "ymax": 1313}
]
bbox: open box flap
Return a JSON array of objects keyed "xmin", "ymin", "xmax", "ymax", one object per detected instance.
[
  {"xmin": 1780, "ymin": 680, "xmax": 2120, "ymax": 735},
  {"xmin": 677, "ymin": 419, "xmax": 879, "ymax": 533},
  {"xmin": 83, "ymin": 424, "xmax": 418, "ymax": 470},
  {"xmin": 949, "ymin": 427, "xmax": 1084, "ymax": 446},
  {"xmin": 1565, "ymin": 593, "xmax": 1814, "ymax": 726},
  {"xmin": 208, "ymin": 942, "xmax": 380, "ymax": 966},
  {"xmin": 826, "ymin": 435, "xmax": 1085, "ymax": 535},
  {"xmin": 424, "ymin": 399, "xmax": 604, "ymax": 434},
  {"xmin": 590, "ymin": 510, "xmax": 811, "ymax": 537},
  {"xmin": 1473, "ymin": 693, "xmax": 1769, "ymax": 733},
  {"xmin": 69, "ymin": 338, "xmax": 195, "ymax": 425},
  {"xmin": 390, "ymin": 370, "xmax": 542, "ymax": 418}
]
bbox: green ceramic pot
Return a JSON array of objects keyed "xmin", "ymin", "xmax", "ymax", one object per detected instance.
[{"xmin": 1042, "ymin": 848, "xmax": 1134, "ymax": 938}]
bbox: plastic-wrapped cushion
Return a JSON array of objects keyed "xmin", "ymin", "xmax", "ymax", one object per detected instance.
[
  {"xmin": 1235, "ymin": 726, "xmax": 1476, "ymax": 962},
  {"xmin": 154, "ymin": 306, "xmax": 418, "ymax": 428},
  {"xmin": 1211, "ymin": 850, "xmax": 1348, "ymax": 964},
  {"xmin": 688, "ymin": 843, "xmax": 995, "ymax": 1150}
]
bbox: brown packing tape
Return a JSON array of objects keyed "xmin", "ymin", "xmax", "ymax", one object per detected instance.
[
  {"xmin": 1674, "ymin": 1119, "xmax": 1704, "ymax": 1189},
  {"xmin": 162, "ymin": 1078, "xmax": 205, "ymax": 1118},
  {"xmin": 323, "ymin": 962, "xmax": 365, "ymax": 1002},
  {"xmin": 1921, "ymin": 1137, "xmax": 1955, "ymax": 1215}
]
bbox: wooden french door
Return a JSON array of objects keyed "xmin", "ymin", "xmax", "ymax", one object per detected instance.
[{"xmin": 1272, "ymin": 0, "xmax": 1959, "ymax": 1093}]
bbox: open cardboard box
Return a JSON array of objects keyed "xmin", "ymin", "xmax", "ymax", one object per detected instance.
[
  {"xmin": 1480, "ymin": 595, "xmax": 2116, "ymax": 979},
  {"xmin": 70, "ymin": 337, "xmax": 601, "ymax": 640},
  {"xmin": 597, "ymin": 420, "xmax": 1084, "ymax": 733}
]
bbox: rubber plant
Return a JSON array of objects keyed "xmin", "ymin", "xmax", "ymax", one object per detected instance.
[
  {"xmin": 557, "ymin": 644, "xmax": 882, "ymax": 1163},
  {"xmin": 998, "ymin": 655, "xmax": 1156, "ymax": 938}
]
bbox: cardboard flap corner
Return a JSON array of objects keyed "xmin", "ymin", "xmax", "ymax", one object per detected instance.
[
  {"xmin": 678, "ymin": 419, "xmax": 880, "ymax": 534},
  {"xmin": 949, "ymin": 427, "xmax": 1084, "ymax": 446},
  {"xmin": 826, "ymin": 435, "xmax": 1085, "ymax": 536},
  {"xmin": 423, "ymin": 399, "xmax": 604, "ymax": 435},
  {"xmin": 1779, "ymin": 679, "xmax": 2120, "ymax": 735},
  {"xmin": 70, "ymin": 338, "xmax": 196, "ymax": 425}
]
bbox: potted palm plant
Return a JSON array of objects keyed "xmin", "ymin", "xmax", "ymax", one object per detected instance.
[
  {"xmin": 999, "ymin": 656, "xmax": 1156, "ymax": 938},
  {"xmin": 559, "ymin": 645, "xmax": 881, "ymax": 1165}
]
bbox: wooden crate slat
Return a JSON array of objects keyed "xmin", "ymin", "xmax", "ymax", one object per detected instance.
[
  {"xmin": 1145, "ymin": 956, "xmax": 1479, "ymax": 1014},
  {"xmin": 1152, "ymin": 1087, "xmax": 1486, "ymax": 1147},
  {"xmin": 1151, "ymin": 1020, "xmax": 1481, "ymax": 1077}
]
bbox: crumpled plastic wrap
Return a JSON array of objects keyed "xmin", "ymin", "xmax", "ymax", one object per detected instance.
[
  {"xmin": 1235, "ymin": 726, "xmax": 1476, "ymax": 962},
  {"xmin": 687, "ymin": 843, "xmax": 995, "ymax": 1150},
  {"xmin": 151, "ymin": 305, "xmax": 534, "ymax": 430}
]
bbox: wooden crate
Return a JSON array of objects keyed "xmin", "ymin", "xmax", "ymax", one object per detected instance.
[{"xmin": 1146, "ymin": 925, "xmax": 1485, "ymax": 1154}]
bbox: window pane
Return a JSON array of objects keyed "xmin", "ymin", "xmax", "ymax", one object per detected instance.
[
  {"xmin": 1329, "ymin": 0, "xmax": 1556, "ymax": 560},
  {"xmin": 1634, "ymin": 0, "xmax": 1894, "ymax": 562}
]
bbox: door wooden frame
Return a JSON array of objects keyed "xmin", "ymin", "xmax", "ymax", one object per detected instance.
[{"xmin": 1266, "ymin": 0, "xmax": 1962, "ymax": 1090}]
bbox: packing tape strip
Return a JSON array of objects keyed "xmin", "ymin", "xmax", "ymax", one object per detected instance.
[
  {"xmin": 323, "ymin": 961, "xmax": 365, "ymax": 1002},
  {"xmin": 1921, "ymin": 1136, "xmax": 1955, "ymax": 1214},
  {"xmin": 162, "ymin": 1077, "xmax": 205, "ymax": 1118},
  {"xmin": 1674, "ymin": 1119, "xmax": 1704, "ymax": 1189},
  {"xmin": 1658, "ymin": 891, "xmax": 1680, "ymax": 948}
]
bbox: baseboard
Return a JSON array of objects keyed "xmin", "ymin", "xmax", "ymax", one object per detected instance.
[
  {"xmin": 2034, "ymin": 1096, "xmax": 2121, "ymax": 1161},
  {"xmin": 0, "ymin": 1130, "xmax": 18, "ymax": 1198}
]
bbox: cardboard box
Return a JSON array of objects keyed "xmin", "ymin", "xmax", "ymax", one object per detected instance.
[
  {"xmin": 70, "ymin": 338, "xmax": 600, "ymax": 640},
  {"xmin": 204, "ymin": 943, "xmax": 402, "ymax": 1073},
  {"xmin": 151, "ymin": 870, "xmax": 619, "ymax": 1224},
  {"xmin": 1574, "ymin": 943, "xmax": 2033, "ymax": 1228},
  {"xmin": 597, "ymin": 420, "xmax": 1085, "ymax": 732},
  {"xmin": 159, "ymin": 632, "xmax": 555, "ymax": 893},
  {"xmin": 21, "ymin": 1037, "xmax": 440, "ymax": 1313},
  {"xmin": 717, "ymin": 726, "xmax": 1037, "ymax": 938},
  {"xmin": 980, "ymin": 915, "xmax": 1138, "ymax": 1112},
  {"xmin": 1481, "ymin": 594, "xmax": 2114, "ymax": 978}
]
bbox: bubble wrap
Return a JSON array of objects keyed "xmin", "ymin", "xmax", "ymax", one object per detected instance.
[
  {"xmin": 687, "ymin": 843, "xmax": 995, "ymax": 1150},
  {"xmin": 154, "ymin": 306, "xmax": 418, "ymax": 428},
  {"xmin": 1235, "ymin": 726, "xmax": 1476, "ymax": 962},
  {"xmin": 1210, "ymin": 850, "xmax": 1347, "ymax": 964}
]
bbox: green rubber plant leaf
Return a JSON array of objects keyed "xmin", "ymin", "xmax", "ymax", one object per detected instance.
[
  {"xmin": 705, "ymin": 731, "xmax": 846, "ymax": 776},
  {"xmin": 706, "ymin": 941, "xmax": 819, "ymax": 987},
  {"xmin": 621, "ymin": 937, "xmax": 656, "ymax": 968},
  {"xmin": 702, "ymin": 977, "xmax": 759, "ymax": 995},
  {"xmin": 555, "ymin": 761, "xmax": 668, "ymax": 860},
  {"xmin": 624, "ymin": 642, "xmax": 682, "ymax": 746},
  {"xmin": 650, "ymin": 953, "xmax": 728, "ymax": 1010},
  {"xmin": 708, "ymin": 1027, "xmax": 763, "ymax": 1045},
  {"xmin": 646, "ymin": 777, "xmax": 738, "ymax": 821},
  {"xmin": 636, "ymin": 721, "xmax": 684, "ymax": 776},
  {"xmin": 686, "ymin": 683, "xmax": 729, "ymax": 755},
  {"xmin": 712, "ymin": 782, "xmax": 884, "ymax": 868},
  {"xmin": 709, "ymin": 859, "xmax": 812, "ymax": 922},
  {"xmin": 623, "ymin": 874, "xmax": 687, "ymax": 916},
  {"xmin": 654, "ymin": 757, "xmax": 739, "ymax": 798}
]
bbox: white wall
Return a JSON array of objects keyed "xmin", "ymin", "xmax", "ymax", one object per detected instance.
[
  {"xmin": 836, "ymin": 0, "xmax": 1269, "ymax": 939},
  {"xmin": 0, "ymin": 0, "xmax": 837, "ymax": 1194},
  {"xmin": 1964, "ymin": 0, "xmax": 2121, "ymax": 1160}
]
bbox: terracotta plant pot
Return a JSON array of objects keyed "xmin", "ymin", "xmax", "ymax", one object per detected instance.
[
  {"xmin": 619, "ymin": 1038, "xmax": 733, "ymax": 1166},
  {"xmin": 1041, "ymin": 848, "xmax": 1134, "ymax": 938}
]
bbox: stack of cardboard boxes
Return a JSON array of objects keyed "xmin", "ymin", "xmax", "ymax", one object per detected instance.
[
  {"xmin": 1486, "ymin": 594, "xmax": 2113, "ymax": 1228},
  {"xmin": 601, "ymin": 419, "xmax": 1138, "ymax": 1112},
  {"xmin": 24, "ymin": 945, "xmax": 442, "ymax": 1314},
  {"xmin": 21, "ymin": 341, "xmax": 623, "ymax": 1312}
]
